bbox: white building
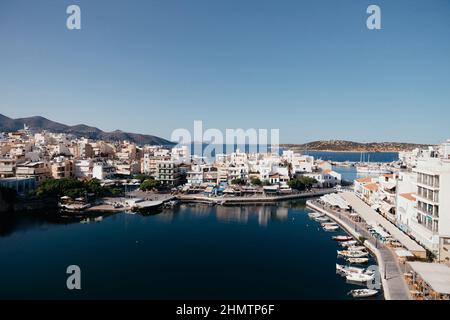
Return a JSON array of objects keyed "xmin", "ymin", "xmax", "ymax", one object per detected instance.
[
  {"xmin": 411, "ymin": 153, "xmax": 450, "ymax": 259},
  {"xmin": 74, "ymin": 159, "xmax": 93, "ymax": 179},
  {"xmin": 93, "ymin": 162, "xmax": 116, "ymax": 180}
]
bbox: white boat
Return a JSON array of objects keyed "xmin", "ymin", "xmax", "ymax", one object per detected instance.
[
  {"xmin": 348, "ymin": 246, "xmax": 367, "ymax": 252},
  {"xmin": 336, "ymin": 264, "xmax": 365, "ymax": 275},
  {"xmin": 347, "ymin": 257, "xmax": 369, "ymax": 264},
  {"xmin": 340, "ymin": 240, "xmax": 358, "ymax": 247},
  {"xmin": 321, "ymin": 222, "xmax": 337, "ymax": 227},
  {"xmin": 348, "ymin": 289, "xmax": 378, "ymax": 298},
  {"xmin": 320, "ymin": 222, "xmax": 338, "ymax": 227},
  {"xmin": 337, "ymin": 250, "xmax": 369, "ymax": 258},
  {"xmin": 315, "ymin": 217, "xmax": 330, "ymax": 222},
  {"xmin": 308, "ymin": 212, "xmax": 323, "ymax": 219},
  {"xmin": 324, "ymin": 225, "xmax": 339, "ymax": 231},
  {"xmin": 332, "ymin": 235, "xmax": 353, "ymax": 242},
  {"xmin": 346, "ymin": 273, "xmax": 374, "ymax": 283}
]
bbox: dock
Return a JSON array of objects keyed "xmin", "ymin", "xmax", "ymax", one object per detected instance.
[{"xmin": 307, "ymin": 199, "xmax": 412, "ymax": 300}]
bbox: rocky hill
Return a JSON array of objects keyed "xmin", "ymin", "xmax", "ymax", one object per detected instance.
[
  {"xmin": 0, "ymin": 114, "xmax": 173, "ymax": 146},
  {"xmin": 281, "ymin": 140, "xmax": 430, "ymax": 152}
]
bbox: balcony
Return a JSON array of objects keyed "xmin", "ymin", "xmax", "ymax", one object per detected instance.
[{"xmin": 415, "ymin": 193, "xmax": 439, "ymax": 205}]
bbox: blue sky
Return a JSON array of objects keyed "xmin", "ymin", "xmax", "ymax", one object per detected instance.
[{"xmin": 0, "ymin": 0, "xmax": 449, "ymax": 144}]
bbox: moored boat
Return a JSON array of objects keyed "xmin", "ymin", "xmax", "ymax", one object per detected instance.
[
  {"xmin": 347, "ymin": 246, "xmax": 367, "ymax": 252},
  {"xmin": 321, "ymin": 222, "xmax": 337, "ymax": 227},
  {"xmin": 336, "ymin": 264, "xmax": 365, "ymax": 275},
  {"xmin": 340, "ymin": 240, "xmax": 358, "ymax": 246},
  {"xmin": 308, "ymin": 212, "xmax": 323, "ymax": 219},
  {"xmin": 323, "ymin": 225, "xmax": 339, "ymax": 231},
  {"xmin": 346, "ymin": 273, "xmax": 374, "ymax": 283},
  {"xmin": 348, "ymin": 289, "xmax": 378, "ymax": 298},
  {"xmin": 332, "ymin": 235, "xmax": 353, "ymax": 242},
  {"xmin": 315, "ymin": 216, "xmax": 330, "ymax": 222},
  {"xmin": 337, "ymin": 250, "xmax": 369, "ymax": 258},
  {"xmin": 347, "ymin": 257, "xmax": 369, "ymax": 264}
]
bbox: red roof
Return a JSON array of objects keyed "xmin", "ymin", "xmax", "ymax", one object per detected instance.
[{"xmin": 400, "ymin": 192, "xmax": 416, "ymax": 201}]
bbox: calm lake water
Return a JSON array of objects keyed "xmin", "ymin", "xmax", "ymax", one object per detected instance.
[{"xmin": 0, "ymin": 201, "xmax": 380, "ymax": 300}]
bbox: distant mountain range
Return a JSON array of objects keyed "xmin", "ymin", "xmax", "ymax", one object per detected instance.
[
  {"xmin": 1, "ymin": 114, "xmax": 431, "ymax": 151},
  {"xmin": 0, "ymin": 114, "xmax": 173, "ymax": 146},
  {"xmin": 280, "ymin": 140, "xmax": 431, "ymax": 152}
]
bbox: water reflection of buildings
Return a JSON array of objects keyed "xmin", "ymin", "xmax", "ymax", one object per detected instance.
[
  {"xmin": 215, "ymin": 204, "xmax": 289, "ymax": 226},
  {"xmin": 154, "ymin": 204, "xmax": 212, "ymax": 223}
]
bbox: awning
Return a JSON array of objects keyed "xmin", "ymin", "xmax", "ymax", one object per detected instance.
[
  {"xmin": 407, "ymin": 262, "xmax": 450, "ymax": 295},
  {"xmin": 381, "ymin": 202, "xmax": 394, "ymax": 213},
  {"xmin": 384, "ymin": 182, "xmax": 396, "ymax": 190},
  {"xmin": 395, "ymin": 249, "xmax": 414, "ymax": 258},
  {"xmin": 204, "ymin": 186, "xmax": 214, "ymax": 193}
]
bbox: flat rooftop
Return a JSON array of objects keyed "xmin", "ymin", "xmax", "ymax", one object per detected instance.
[{"xmin": 407, "ymin": 262, "xmax": 450, "ymax": 295}]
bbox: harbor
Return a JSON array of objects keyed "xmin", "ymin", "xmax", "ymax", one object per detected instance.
[
  {"xmin": 306, "ymin": 194, "xmax": 416, "ymax": 300},
  {"xmin": 0, "ymin": 200, "xmax": 383, "ymax": 300}
]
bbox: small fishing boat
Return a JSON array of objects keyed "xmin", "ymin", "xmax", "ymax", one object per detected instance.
[
  {"xmin": 340, "ymin": 240, "xmax": 358, "ymax": 247},
  {"xmin": 346, "ymin": 273, "xmax": 374, "ymax": 283},
  {"xmin": 348, "ymin": 289, "xmax": 378, "ymax": 298},
  {"xmin": 348, "ymin": 246, "xmax": 367, "ymax": 252},
  {"xmin": 337, "ymin": 250, "xmax": 369, "ymax": 258},
  {"xmin": 321, "ymin": 222, "xmax": 337, "ymax": 227},
  {"xmin": 336, "ymin": 264, "xmax": 365, "ymax": 275},
  {"xmin": 315, "ymin": 216, "xmax": 330, "ymax": 222},
  {"xmin": 323, "ymin": 225, "xmax": 339, "ymax": 231},
  {"xmin": 308, "ymin": 212, "xmax": 323, "ymax": 219},
  {"xmin": 332, "ymin": 235, "xmax": 353, "ymax": 242},
  {"xmin": 347, "ymin": 258, "xmax": 369, "ymax": 264}
]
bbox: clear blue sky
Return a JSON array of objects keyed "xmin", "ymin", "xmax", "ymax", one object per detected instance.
[{"xmin": 0, "ymin": 0, "xmax": 449, "ymax": 144}]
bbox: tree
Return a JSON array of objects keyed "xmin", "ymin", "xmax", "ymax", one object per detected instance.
[
  {"xmin": 250, "ymin": 177, "xmax": 262, "ymax": 186},
  {"xmin": 140, "ymin": 178, "xmax": 160, "ymax": 191},
  {"xmin": 288, "ymin": 176, "xmax": 317, "ymax": 191},
  {"xmin": 85, "ymin": 179, "xmax": 102, "ymax": 195},
  {"xmin": 133, "ymin": 174, "xmax": 153, "ymax": 183},
  {"xmin": 36, "ymin": 177, "xmax": 109, "ymax": 199},
  {"xmin": 230, "ymin": 178, "xmax": 245, "ymax": 185}
]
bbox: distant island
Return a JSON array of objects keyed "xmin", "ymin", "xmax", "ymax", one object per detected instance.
[{"xmin": 280, "ymin": 140, "xmax": 432, "ymax": 152}]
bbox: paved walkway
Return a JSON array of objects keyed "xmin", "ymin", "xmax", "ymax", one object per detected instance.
[
  {"xmin": 307, "ymin": 200, "xmax": 412, "ymax": 300},
  {"xmin": 340, "ymin": 192, "xmax": 426, "ymax": 258}
]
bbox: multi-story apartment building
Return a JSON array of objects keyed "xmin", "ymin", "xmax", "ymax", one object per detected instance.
[
  {"xmin": 156, "ymin": 160, "xmax": 182, "ymax": 186},
  {"xmin": 0, "ymin": 158, "xmax": 16, "ymax": 178},
  {"xmin": 51, "ymin": 156, "xmax": 74, "ymax": 179},
  {"xmin": 143, "ymin": 154, "xmax": 170, "ymax": 176},
  {"xmin": 92, "ymin": 162, "xmax": 116, "ymax": 180},
  {"xmin": 15, "ymin": 161, "xmax": 51, "ymax": 184},
  {"xmin": 411, "ymin": 155, "xmax": 450, "ymax": 259},
  {"xmin": 74, "ymin": 159, "xmax": 93, "ymax": 179}
]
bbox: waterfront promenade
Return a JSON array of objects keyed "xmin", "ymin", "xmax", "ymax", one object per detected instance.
[
  {"xmin": 177, "ymin": 188, "xmax": 337, "ymax": 205},
  {"xmin": 340, "ymin": 192, "xmax": 426, "ymax": 258},
  {"xmin": 307, "ymin": 199, "xmax": 412, "ymax": 300}
]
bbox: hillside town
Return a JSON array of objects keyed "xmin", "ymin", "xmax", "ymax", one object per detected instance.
[
  {"xmin": 2, "ymin": 125, "xmax": 450, "ymax": 299},
  {"xmin": 0, "ymin": 125, "xmax": 342, "ymax": 206}
]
